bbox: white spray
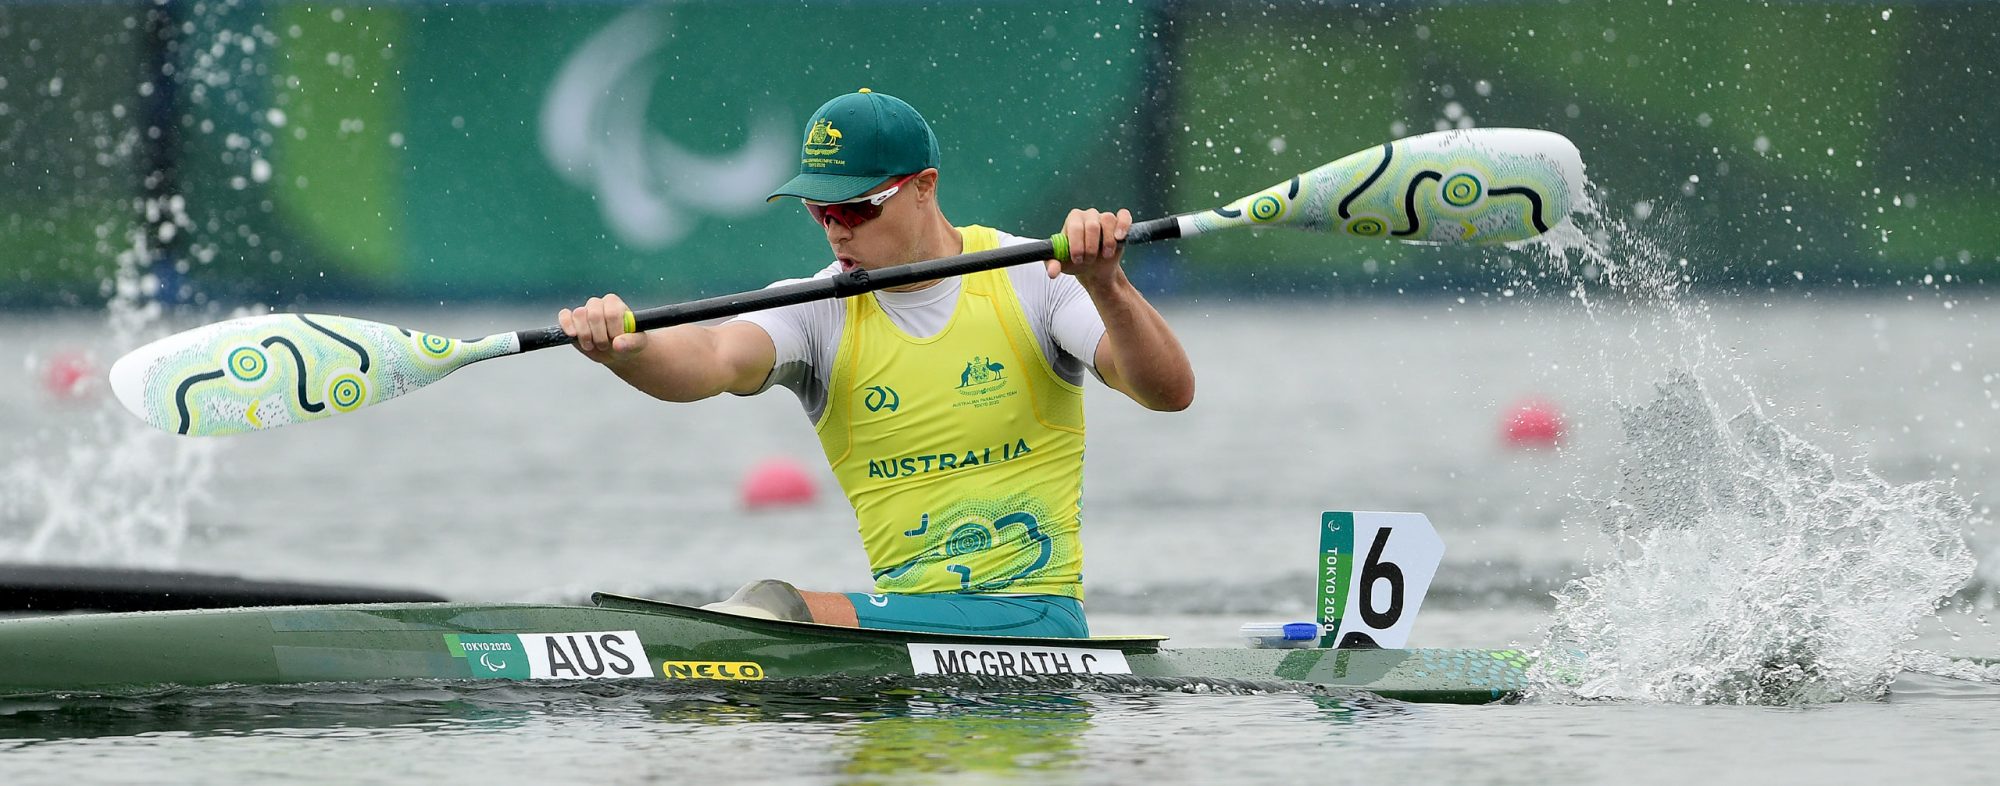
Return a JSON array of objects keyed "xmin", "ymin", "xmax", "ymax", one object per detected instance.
[{"xmin": 1522, "ymin": 192, "xmax": 1977, "ymax": 704}]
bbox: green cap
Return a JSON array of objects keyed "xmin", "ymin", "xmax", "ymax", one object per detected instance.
[{"xmin": 766, "ymin": 89, "xmax": 940, "ymax": 203}]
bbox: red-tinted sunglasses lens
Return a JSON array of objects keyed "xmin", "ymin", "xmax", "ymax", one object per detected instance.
[{"xmin": 807, "ymin": 201, "xmax": 884, "ymax": 229}]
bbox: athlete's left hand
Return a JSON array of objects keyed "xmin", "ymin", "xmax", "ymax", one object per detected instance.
[{"xmin": 1049, "ymin": 208, "xmax": 1133, "ymax": 287}]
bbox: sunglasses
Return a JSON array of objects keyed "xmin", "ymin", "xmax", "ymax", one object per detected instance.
[{"xmin": 805, "ymin": 173, "xmax": 919, "ymax": 229}]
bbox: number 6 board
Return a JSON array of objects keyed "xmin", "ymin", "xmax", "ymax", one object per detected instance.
[{"xmin": 1318, "ymin": 511, "xmax": 1444, "ymax": 649}]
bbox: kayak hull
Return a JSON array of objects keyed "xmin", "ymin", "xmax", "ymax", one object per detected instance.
[{"xmin": 0, "ymin": 593, "xmax": 1532, "ymax": 704}]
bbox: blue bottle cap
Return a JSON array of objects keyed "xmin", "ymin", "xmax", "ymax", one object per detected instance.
[{"xmin": 1282, "ymin": 622, "xmax": 1320, "ymax": 641}]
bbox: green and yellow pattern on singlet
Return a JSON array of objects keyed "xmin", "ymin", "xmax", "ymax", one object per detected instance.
[{"xmin": 816, "ymin": 226, "xmax": 1087, "ymax": 599}]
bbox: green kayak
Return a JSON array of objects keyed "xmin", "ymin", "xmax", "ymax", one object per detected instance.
[{"xmin": 0, "ymin": 592, "xmax": 1532, "ymax": 704}]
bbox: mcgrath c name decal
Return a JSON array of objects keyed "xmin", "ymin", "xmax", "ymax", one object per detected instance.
[
  {"xmin": 660, "ymin": 661, "xmax": 766, "ymax": 681},
  {"xmin": 447, "ymin": 631, "xmax": 653, "ymax": 680},
  {"xmin": 908, "ymin": 643, "xmax": 1131, "ymax": 677}
]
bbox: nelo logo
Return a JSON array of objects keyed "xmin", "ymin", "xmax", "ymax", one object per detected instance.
[{"xmin": 660, "ymin": 661, "xmax": 767, "ymax": 681}]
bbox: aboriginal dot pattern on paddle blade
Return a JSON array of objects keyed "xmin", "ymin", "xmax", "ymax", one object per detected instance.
[
  {"xmin": 1182, "ymin": 128, "xmax": 1579, "ymax": 246},
  {"xmin": 128, "ymin": 315, "xmax": 517, "ymax": 436}
]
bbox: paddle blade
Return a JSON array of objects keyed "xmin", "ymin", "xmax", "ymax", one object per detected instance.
[
  {"xmin": 1185, "ymin": 128, "xmax": 1585, "ymax": 245},
  {"xmin": 108, "ymin": 314, "xmax": 519, "ymax": 437}
]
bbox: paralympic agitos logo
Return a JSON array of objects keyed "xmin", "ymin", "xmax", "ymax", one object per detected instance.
[{"xmin": 540, "ymin": 6, "xmax": 793, "ymax": 250}]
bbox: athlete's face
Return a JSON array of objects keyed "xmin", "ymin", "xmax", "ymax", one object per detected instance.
[{"xmin": 816, "ymin": 169, "xmax": 936, "ymax": 273}]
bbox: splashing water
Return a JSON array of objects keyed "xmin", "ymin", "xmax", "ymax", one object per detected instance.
[
  {"xmin": 0, "ymin": 5, "xmax": 286, "ymax": 565},
  {"xmin": 1536, "ymin": 371, "xmax": 1973, "ymax": 703},
  {"xmin": 1521, "ymin": 194, "xmax": 1977, "ymax": 704},
  {"xmin": 0, "ymin": 226, "xmax": 218, "ymax": 567}
]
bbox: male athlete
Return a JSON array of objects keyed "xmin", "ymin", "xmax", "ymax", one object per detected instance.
[{"xmin": 559, "ymin": 89, "xmax": 1193, "ymax": 638}]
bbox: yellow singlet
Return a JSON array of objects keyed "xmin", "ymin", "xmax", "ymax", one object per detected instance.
[{"xmin": 816, "ymin": 226, "xmax": 1087, "ymax": 599}]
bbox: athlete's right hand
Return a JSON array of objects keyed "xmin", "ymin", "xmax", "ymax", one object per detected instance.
[{"xmin": 559, "ymin": 293, "xmax": 648, "ymax": 364}]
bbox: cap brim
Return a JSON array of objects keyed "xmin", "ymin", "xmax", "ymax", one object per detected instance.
[{"xmin": 765, "ymin": 172, "xmax": 892, "ymax": 203}]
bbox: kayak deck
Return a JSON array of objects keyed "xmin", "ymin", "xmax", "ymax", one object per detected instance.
[{"xmin": 0, "ymin": 592, "xmax": 1531, "ymax": 704}]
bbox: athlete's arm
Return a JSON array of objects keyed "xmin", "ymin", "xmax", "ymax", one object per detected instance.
[
  {"xmin": 559, "ymin": 293, "xmax": 776, "ymax": 401},
  {"xmin": 1048, "ymin": 209, "xmax": 1195, "ymax": 412}
]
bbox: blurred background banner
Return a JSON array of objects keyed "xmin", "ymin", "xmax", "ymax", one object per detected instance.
[{"xmin": 1, "ymin": 0, "xmax": 1994, "ymax": 309}]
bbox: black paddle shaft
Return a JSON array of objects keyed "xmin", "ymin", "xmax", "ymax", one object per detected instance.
[{"xmin": 514, "ymin": 216, "xmax": 1185, "ymax": 352}]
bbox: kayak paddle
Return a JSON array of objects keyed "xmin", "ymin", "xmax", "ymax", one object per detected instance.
[{"xmin": 110, "ymin": 127, "xmax": 1584, "ymax": 437}]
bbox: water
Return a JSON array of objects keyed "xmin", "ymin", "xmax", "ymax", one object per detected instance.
[
  {"xmin": 1, "ymin": 225, "xmax": 217, "ymax": 567},
  {"xmin": 2, "ymin": 674, "xmax": 1999, "ymax": 785},
  {"xmin": 1538, "ymin": 371, "xmax": 1976, "ymax": 704},
  {"xmin": 1523, "ymin": 203, "xmax": 1982, "ymax": 705},
  {"xmin": 4, "ymin": 0, "xmax": 1996, "ymax": 777},
  {"xmin": 3, "ymin": 282, "xmax": 1999, "ymax": 781}
]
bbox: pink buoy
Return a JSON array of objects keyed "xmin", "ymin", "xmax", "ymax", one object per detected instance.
[
  {"xmin": 41, "ymin": 351, "xmax": 96, "ymax": 402},
  {"xmin": 1502, "ymin": 397, "xmax": 1565, "ymax": 448},
  {"xmin": 741, "ymin": 457, "xmax": 818, "ymax": 509}
]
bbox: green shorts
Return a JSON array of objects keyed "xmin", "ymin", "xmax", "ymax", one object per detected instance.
[{"xmin": 844, "ymin": 593, "xmax": 1089, "ymax": 639}]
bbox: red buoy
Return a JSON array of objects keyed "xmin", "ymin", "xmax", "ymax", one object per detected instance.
[
  {"xmin": 41, "ymin": 351, "xmax": 96, "ymax": 402},
  {"xmin": 1502, "ymin": 397, "xmax": 1565, "ymax": 448},
  {"xmin": 741, "ymin": 457, "xmax": 818, "ymax": 509}
]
